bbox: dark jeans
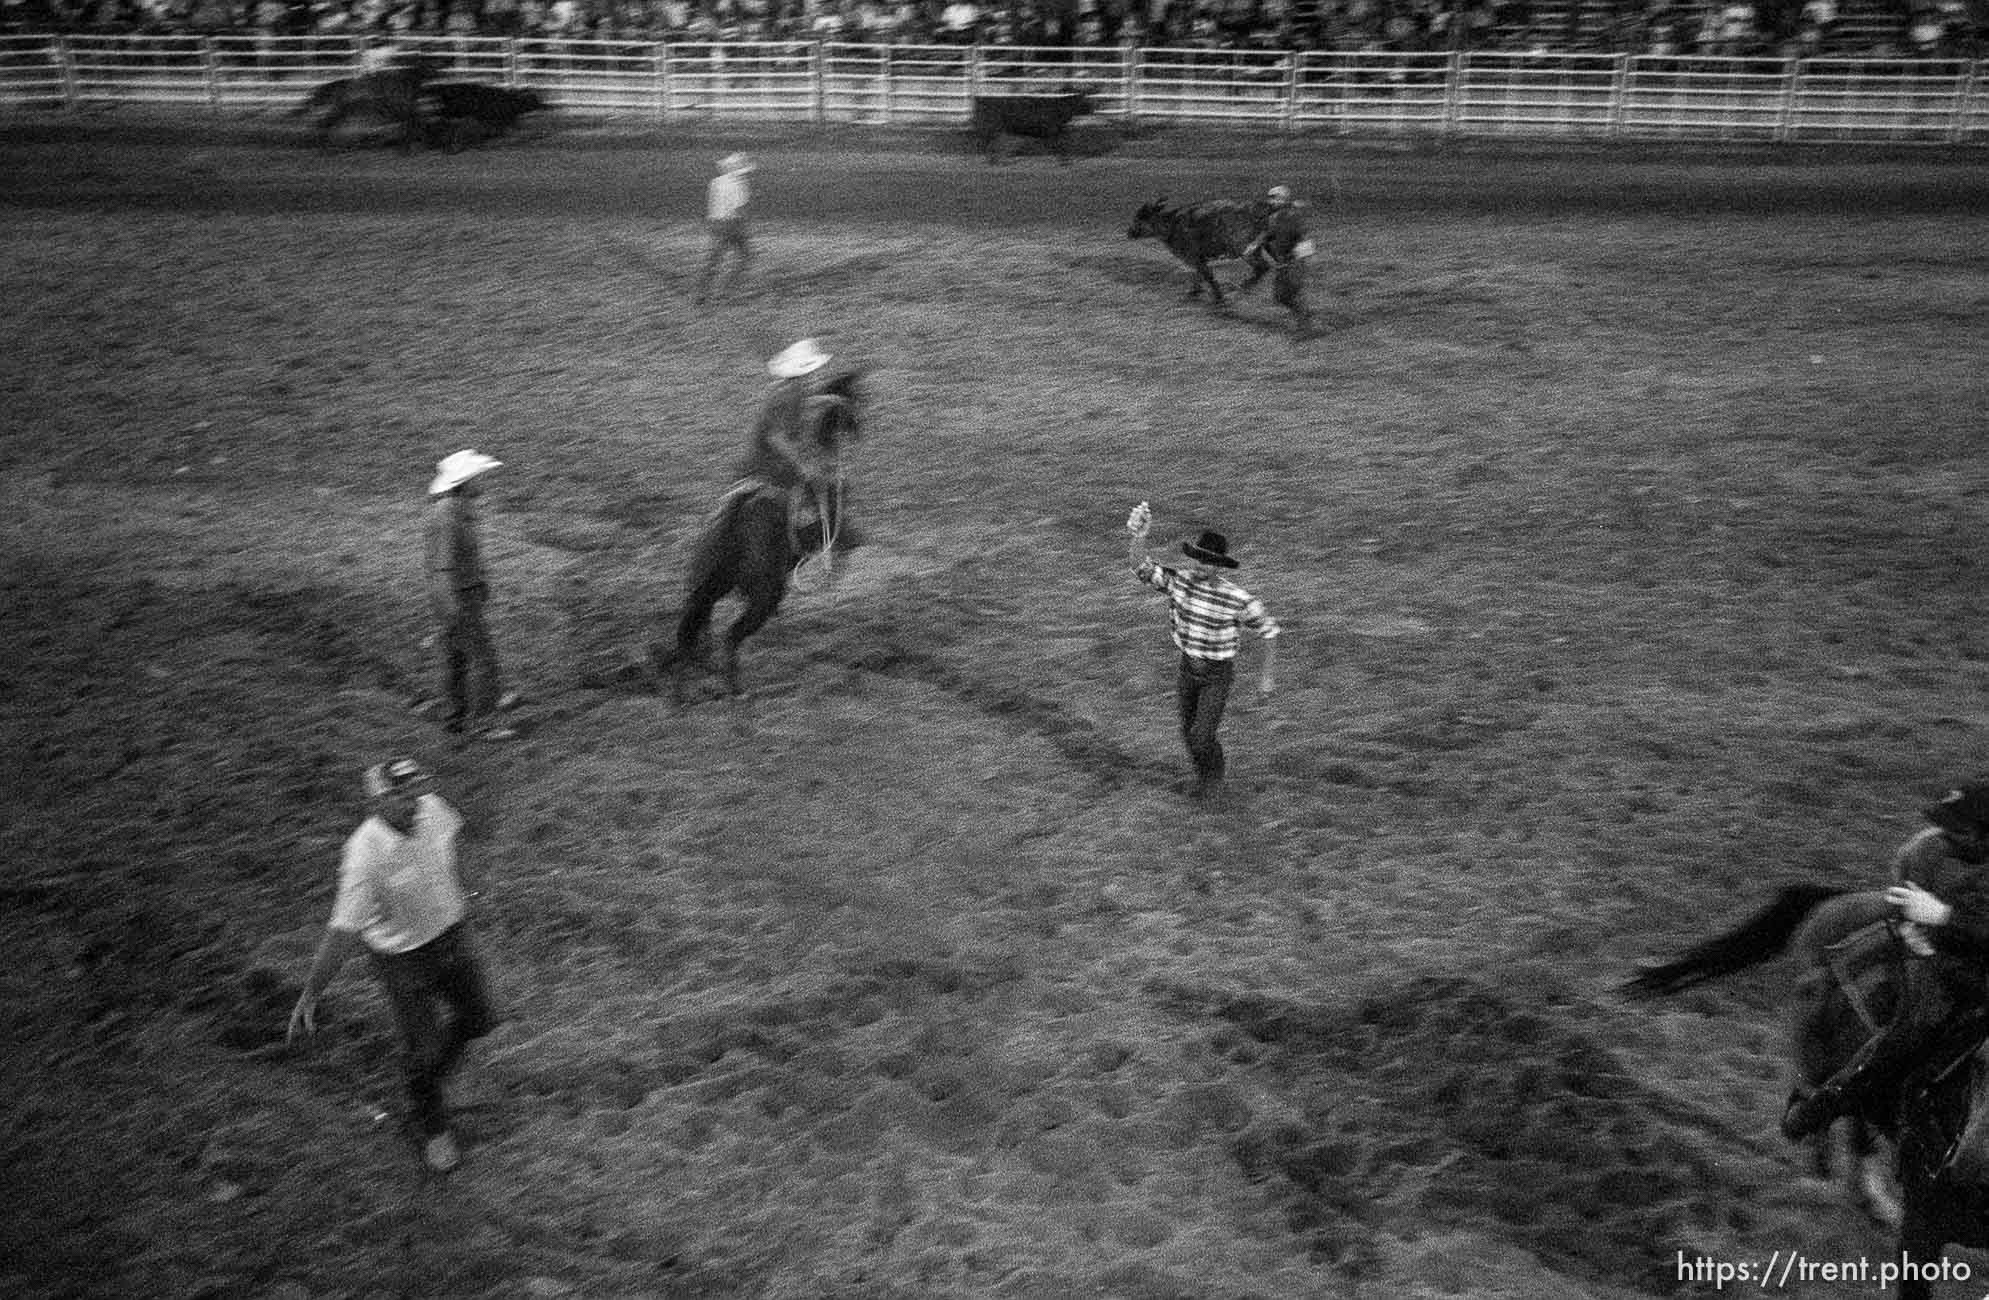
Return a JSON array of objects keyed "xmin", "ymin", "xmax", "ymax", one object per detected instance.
[
  {"xmin": 1242, "ymin": 259, "xmax": 1311, "ymax": 326},
  {"xmin": 695, "ymin": 217, "xmax": 751, "ymax": 301},
  {"xmin": 370, "ymin": 923, "xmax": 497, "ymax": 1137},
  {"xmin": 1272, "ymin": 264, "xmax": 1311, "ymax": 323},
  {"xmin": 1176, "ymin": 653, "xmax": 1234, "ymax": 784},
  {"xmin": 437, "ymin": 593, "xmax": 503, "ymax": 732}
]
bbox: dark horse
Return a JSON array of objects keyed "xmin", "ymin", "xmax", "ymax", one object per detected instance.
[
  {"xmin": 293, "ymin": 54, "xmax": 443, "ymax": 152},
  {"xmin": 1625, "ymin": 883, "xmax": 1989, "ymax": 1299},
  {"xmin": 651, "ymin": 371, "xmax": 864, "ymax": 702}
]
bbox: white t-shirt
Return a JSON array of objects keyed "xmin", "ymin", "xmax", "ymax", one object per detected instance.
[
  {"xmin": 328, "ymin": 795, "xmax": 469, "ymax": 955},
  {"xmin": 708, "ymin": 171, "xmax": 750, "ymax": 222}
]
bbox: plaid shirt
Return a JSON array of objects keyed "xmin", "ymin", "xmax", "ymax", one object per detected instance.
[{"xmin": 1137, "ymin": 559, "xmax": 1279, "ymax": 661}]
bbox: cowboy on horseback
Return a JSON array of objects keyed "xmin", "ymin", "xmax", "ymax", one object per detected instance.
[
  {"xmin": 1782, "ymin": 782, "xmax": 1989, "ymax": 1140},
  {"xmin": 648, "ymin": 345, "xmax": 865, "ymax": 701},
  {"xmin": 738, "ymin": 337, "xmax": 861, "ymax": 554}
]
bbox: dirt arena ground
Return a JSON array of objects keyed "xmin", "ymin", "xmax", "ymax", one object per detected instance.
[{"xmin": 2, "ymin": 107, "xmax": 1986, "ymax": 1299}]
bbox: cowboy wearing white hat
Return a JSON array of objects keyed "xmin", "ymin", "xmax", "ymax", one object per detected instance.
[
  {"xmin": 767, "ymin": 337, "xmax": 831, "ymax": 380},
  {"xmin": 695, "ymin": 151, "xmax": 758, "ymax": 305},
  {"xmin": 743, "ymin": 339, "xmax": 840, "ymax": 502},
  {"xmin": 428, "ymin": 449, "xmax": 501, "ymax": 496},
  {"xmin": 425, "ymin": 449, "xmax": 519, "ymax": 741}
]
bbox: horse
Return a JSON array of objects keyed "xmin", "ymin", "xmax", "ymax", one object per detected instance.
[
  {"xmin": 293, "ymin": 54, "xmax": 443, "ymax": 152},
  {"xmin": 1624, "ymin": 883, "xmax": 1989, "ymax": 1298},
  {"xmin": 650, "ymin": 371, "xmax": 865, "ymax": 702}
]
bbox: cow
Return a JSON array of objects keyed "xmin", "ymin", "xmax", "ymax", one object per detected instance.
[
  {"xmin": 420, "ymin": 82, "xmax": 552, "ymax": 152},
  {"xmin": 1125, "ymin": 197, "xmax": 1276, "ymax": 308},
  {"xmin": 968, "ymin": 87, "xmax": 1098, "ymax": 164}
]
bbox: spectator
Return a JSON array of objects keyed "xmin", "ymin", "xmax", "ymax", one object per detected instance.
[
  {"xmin": 1908, "ymin": 3, "xmax": 1944, "ymax": 52},
  {"xmin": 937, "ymin": 0, "xmax": 977, "ymax": 38},
  {"xmin": 1717, "ymin": 0, "xmax": 1755, "ymax": 51},
  {"xmin": 1799, "ymin": 0, "xmax": 1833, "ymax": 44}
]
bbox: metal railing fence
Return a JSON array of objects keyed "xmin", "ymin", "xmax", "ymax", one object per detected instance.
[{"xmin": 2, "ymin": 34, "xmax": 1984, "ymax": 143}]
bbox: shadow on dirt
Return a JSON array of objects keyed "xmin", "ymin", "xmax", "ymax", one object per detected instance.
[
  {"xmin": 829, "ymin": 634, "xmax": 1158, "ymax": 788},
  {"xmin": 3, "ymin": 568, "xmax": 421, "ymax": 1055},
  {"xmin": 1168, "ymin": 974, "xmax": 1755, "ymax": 1288}
]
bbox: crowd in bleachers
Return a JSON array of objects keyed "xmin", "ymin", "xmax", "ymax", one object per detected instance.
[{"xmin": 3, "ymin": 0, "xmax": 1982, "ymax": 57}]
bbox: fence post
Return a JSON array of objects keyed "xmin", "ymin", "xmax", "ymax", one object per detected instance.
[
  {"xmin": 1123, "ymin": 43, "xmax": 1139, "ymax": 127},
  {"xmin": 656, "ymin": 41, "xmax": 669, "ymax": 123},
  {"xmin": 812, "ymin": 40, "xmax": 825, "ymax": 124},
  {"xmin": 1441, "ymin": 50, "xmax": 1463, "ymax": 138},
  {"xmin": 505, "ymin": 37, "xmax": 518, "ymax": 89},
  {"xmin": 57, "ymin": 34, "xmax": 79, "ymax": 112},
  {"xmin": 1606, "ymin": 52, "xmax": 1629, "ymax": 138},
  {"xmin": 1280, "ymin": 51, "xmax": 1297, "ymax": 132},
  {"xmin": 882, "ymin": 44, "xmax": 893, "ymax": 126},
  {"xmin": 1947, "ymin": 59, "xmax": 1979, "ymax": 144},
  {"xmin": 1773, "ymin": 55, "xmax": 1799, "ymax": 142},
  {"xmin": 202, "ymin": 36, "xmax": 219, "ymax": 113}
]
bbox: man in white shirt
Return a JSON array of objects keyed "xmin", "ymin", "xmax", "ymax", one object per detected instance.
[
  {"xmin": 287, "ymin": 758, "xmax": 498, "ymax": 1173},
  {"xmin": 694, "ymin": 152, "xmax": 756, "ymax": 305}
]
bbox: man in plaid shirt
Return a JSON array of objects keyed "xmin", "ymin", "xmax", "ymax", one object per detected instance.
[{"xmin": 1126, "ymin": 502, "xmax": 1280, "ymax": 797}]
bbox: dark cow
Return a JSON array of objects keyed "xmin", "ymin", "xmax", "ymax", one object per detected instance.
[
  {"xmin": 1125, "ymin": 197, "xmax": 1274, "ymax": 307},
  {"xmin": 421, "ymin": 82, "xmax": 552, "ymax": 152},
  {"xmin": 969, "ymin": 87, "xmax": 1097, "ymax": 164}
]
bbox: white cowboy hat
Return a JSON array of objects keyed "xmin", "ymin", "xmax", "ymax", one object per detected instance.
[
  {"xmin": 1266, "ymin": 184, "xmax": 1292, "ymax": 202},
  {"xmin": 429, "ymin": 448, "xmax": 503, "ymax": 495},
  {"xmin": 767, "ymin": 338, "xmax": 831, "ymax": 380},
  {"xmin": 719, "ymin": 152, "xmax": 756, "ymax": 174}
]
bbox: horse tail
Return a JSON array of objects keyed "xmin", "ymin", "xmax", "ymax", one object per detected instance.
[{"xmin": 1622, "ymin": 882, "xmax": 1847, "ymax": 1000}]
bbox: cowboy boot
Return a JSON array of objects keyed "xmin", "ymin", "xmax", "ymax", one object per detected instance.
[{"xmin": 1781, "ymin": 1080, "xmax": 1853, "ymax": 1140}]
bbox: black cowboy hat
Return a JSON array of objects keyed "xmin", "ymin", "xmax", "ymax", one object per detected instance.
[
  {"xmin": 1182, "ymin": 530, "xmax": 1239, "ymax": 569},
  {"xmin": 1924, "ymin": 782, "xmax": 1989, "ymax": 835}
]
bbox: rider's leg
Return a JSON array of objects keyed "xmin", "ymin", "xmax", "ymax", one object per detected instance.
[{"xmin": 1783, "ymin": 961, "xmax": 1951, "ymax": 1139}]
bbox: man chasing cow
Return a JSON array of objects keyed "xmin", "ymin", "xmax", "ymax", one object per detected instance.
[
  {"xmin": 1240, "ymin": 184, "xmax": 1317, "ymax": 335},
  {"xmin": 1126, "ymin": 183, "xmax": 1317, "ymax": 333}
]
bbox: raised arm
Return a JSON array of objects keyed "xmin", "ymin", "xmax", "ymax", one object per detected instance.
[{"xmin": 1126, "ymin": 500, "xmax": 1152, "ymax": 570}]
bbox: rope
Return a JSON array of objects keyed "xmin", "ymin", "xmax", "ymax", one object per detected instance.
[{"xmin": 789, "ymin": 463, "xmax": 846, "ymax": 595}]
